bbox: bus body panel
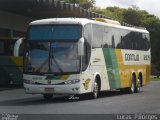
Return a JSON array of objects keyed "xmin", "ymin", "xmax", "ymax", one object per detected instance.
[
  {"xmin": 0, "ymin": 38, "xmax": 23, "ymax": 85},
  {"xmin": 117, "ymin": 49, "xmax": 150, "ymax": 87},
  {"xmin": 80, "ymin": 48, "xmax": 110, "ymax": 93},
  {"xmin": 0, "ymin": 56, "xmax": 23, "ymax": 85}
]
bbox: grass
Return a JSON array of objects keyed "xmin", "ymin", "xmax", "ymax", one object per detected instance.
[{"xmin": 150, "ymin": 75, "xmax": 160, "ymax": 81}]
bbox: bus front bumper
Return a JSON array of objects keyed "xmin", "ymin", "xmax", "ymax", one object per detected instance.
[{"xmin": 23, "ymin": 83, "xmax": 80, "ymax": 95}]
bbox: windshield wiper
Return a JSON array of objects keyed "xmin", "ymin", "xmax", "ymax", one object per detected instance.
[
  {"xmin": 34, "ymin": 57, "xmax": 49, "ymax": 72},
  {"xmin": 50, "ymin": 48, "xmax": 63, "ymax": 73}
]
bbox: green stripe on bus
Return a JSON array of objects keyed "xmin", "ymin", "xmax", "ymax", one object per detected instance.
[
  {"xmin": 102, "ymin": 48, "xmax": 121, "ymax": 89},
  {"xmin": 51, "ymin": 75, "xmax": 61, "ymax": 80}
]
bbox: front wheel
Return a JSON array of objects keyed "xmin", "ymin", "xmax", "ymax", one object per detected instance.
[
  {"xmin": 43, "ymin": 94, "xmax": 53, "ymax": 100},
  {"xmin": 91, "ymin": 80, "xmax": 99, "ymax": 99}
]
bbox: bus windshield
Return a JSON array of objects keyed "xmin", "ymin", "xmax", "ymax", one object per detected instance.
[
  {"xmin": 24, "ymin": 25, "xmax": 82, "ymax": 74},
  {"xmin": 25, "ymin": 42, "xmax": 80, "ymax": 73},
  {"xmin": 28, "ymin": 25, "xmax": 81, "ymax": 41}
]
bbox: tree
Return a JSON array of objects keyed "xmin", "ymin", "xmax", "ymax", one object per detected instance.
[
  {"xmin": 93, "ymin": 7, "xmax": 126, "ymax": 21},
  {"xmin": 122, "ymin": 8, "xmax": 142, "ymax": 26},
  {"xmin": 66, "ymin": 0, "xmax": 95, "ymax": 10},
  {"xmin": 66, "ymin": 0, "xmax": 79, "ymax": 4}
]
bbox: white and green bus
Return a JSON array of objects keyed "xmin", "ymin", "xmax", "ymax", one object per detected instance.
[{"xmin": 23, "ymin": 18, "xmax": 151, "ymax": 99}]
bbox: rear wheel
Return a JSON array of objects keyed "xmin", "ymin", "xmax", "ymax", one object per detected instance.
[
  {"xmin": 130, "ymin": 79, "xmax": 136, "ymax": 93},
  {"xmin": 135, "ymin": 79, "xmax": 141, "ymax": 93},
  {"xmin": 43, "ymin": 94, "xmax": 53, "ymax": 100},
  {"xmin": 126, "ymin": 76, "xmax": 136, "ymax": 94}
]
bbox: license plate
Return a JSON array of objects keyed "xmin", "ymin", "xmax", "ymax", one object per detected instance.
[{"xmin": 45, "ymin": 88, "xmax": 54, "ymax": 93}]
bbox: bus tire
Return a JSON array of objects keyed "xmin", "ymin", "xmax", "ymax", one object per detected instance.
[
  {"xmin": 43, "ymin": 94, "xmax": 53, "ymax": 100},
  {"xmin": 91, "ymin": 79, "xmax": 99, "ymax": 99},
  {"xmin": 135, "ymin": 79, "xmax": 141, "ymax": 93},
  {"xmin": 139, "ymin": 73, "xmax": 143, "ymax": 87},
  {"xmin": 130, "ymin": 76, "xmax": 136, "ymax": 94}
]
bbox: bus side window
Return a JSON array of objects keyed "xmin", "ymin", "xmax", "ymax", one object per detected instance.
[
  {"xmin": 82, "ymin": 41, "xmax": 91, "ymax": 71},
  {"xmin": 83, "ymin": 24, "xmax": 92, "ymax": 71},
  {"xmin": 92, "ymin": 24, "xmax": 103, "ymax": 48}
]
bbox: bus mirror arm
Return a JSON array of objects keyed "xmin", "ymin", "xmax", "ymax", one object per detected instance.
[
  {"xmin": 78, "ymin": 37, "xmax": 84, "ymax": 56},
  {"xmin": 14, "ymin": 38, "xmax": 23, "ymax": 56}
]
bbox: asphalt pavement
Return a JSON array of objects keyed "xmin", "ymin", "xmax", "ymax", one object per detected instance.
[{"xmin": 0, "ymin": 81, "xmax": 160, "ymax": 120}]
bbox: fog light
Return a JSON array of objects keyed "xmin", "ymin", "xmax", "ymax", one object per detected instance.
[{"xmin": 75, "ymin": 88, "xmax": 79, "ymax": 91}]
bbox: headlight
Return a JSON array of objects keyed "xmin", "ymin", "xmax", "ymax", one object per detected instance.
[
  {"xmin": 64, "ymin": 79, "xmax": 80, "ymax": 85},
  {"xmin": 23, "ymin": 79, "xmax": 35, "ymax": 84},
  {"xmin": 59, "ymin": 79, "xmax": 80, "ymax": 85}
]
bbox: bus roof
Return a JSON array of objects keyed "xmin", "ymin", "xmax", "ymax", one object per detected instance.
[
  {"xmin": 30, "ymin": 18, "xmax": 93, "ymax": 26},
  {"xmin": 30, "ymin": 18, "xmax": 149, "ymax": 34}
]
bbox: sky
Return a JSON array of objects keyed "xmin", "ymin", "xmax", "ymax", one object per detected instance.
[{"xmin": 95, "ymin": 0, "xmax": 160, "ymax": 18}]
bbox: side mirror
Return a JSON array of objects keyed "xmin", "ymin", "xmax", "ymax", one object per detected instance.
[
  {"xmin": 78, "ymin": 37, "xmax": 84, "ymax": 56},
  {"xmin": 14, "ymin": 38, "xmax": 23, "ymax": 56}
]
